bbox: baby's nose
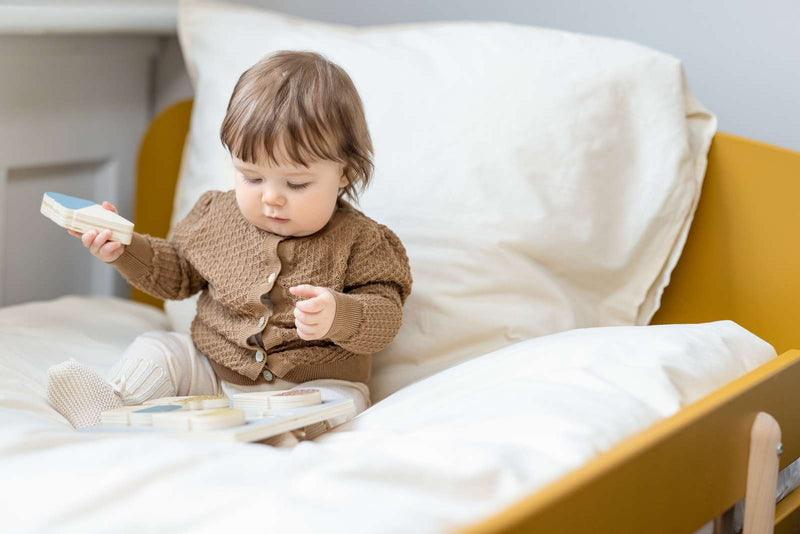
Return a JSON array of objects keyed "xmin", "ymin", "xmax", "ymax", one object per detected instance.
[{"xmin": 262, "ymin": 189, "xmax": 286, "ymax": 206}]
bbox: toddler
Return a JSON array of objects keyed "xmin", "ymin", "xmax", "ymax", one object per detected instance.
[{"xmin": 46, "ymin": 50, "xmax": 413, "ymax": 445}]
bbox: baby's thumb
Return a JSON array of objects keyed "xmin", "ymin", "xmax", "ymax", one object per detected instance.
[{"xmin": 101, "ymin": 201, "xmax": 118, "ymax": 214}]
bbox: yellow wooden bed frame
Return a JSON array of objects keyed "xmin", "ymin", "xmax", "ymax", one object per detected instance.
[{"xmin": 135, "ymin": 99, "xmax": 800, "ymax": 534}]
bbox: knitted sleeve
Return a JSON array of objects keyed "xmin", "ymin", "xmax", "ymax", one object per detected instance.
[
  {"xmin": 110, "ymin": 191, "xmax": 214, "ymax": 300},
  {"xmin": 324, "ymin": 223, "xmax": 413, "ymax": 354}
]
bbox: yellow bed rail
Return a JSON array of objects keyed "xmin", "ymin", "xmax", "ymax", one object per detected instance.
[
  {"xmin": 652, "ymin": 132, "xmax": 800, "ymax": 354},
  {"xmin": 464, "ymin": 133, "xmax": 800, "ymax": 533}
]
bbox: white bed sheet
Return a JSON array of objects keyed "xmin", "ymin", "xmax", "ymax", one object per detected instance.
[{"xmin": 0, "ymin": 296, "xmax": 788, "ymax": 533}]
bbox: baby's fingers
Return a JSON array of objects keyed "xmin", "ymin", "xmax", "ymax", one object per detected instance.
[
  {"xmin": 101, "ymin": 201, "xmax": 118, "ymax": 214},
  {"xmin": 293, "ymin": 307, "xmax": 318, "ymax": 325},
  {"xmin": 89, "ymin": 229, "xmax": 112, "ymax": 255},
  {"xmin": 67, "ymin": 229, "xmax": 82, "ymax": 238},
  {"xmin": 99, "ymin": 241, "xmax": 124, "ymax": 261},
  {"xmin": 296, "ymin": 297, "xmax": 324, "ymax": 313},
  {"xmin": 81, "ymin": 230, "xmax": 98, "ymax": 248}
]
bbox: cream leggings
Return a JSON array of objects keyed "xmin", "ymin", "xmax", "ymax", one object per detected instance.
[{"xmin": 106, "ymin": 331, "xmax": 371, "ymax": 437}]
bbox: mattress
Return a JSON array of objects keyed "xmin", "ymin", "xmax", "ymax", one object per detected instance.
[{"xmin": 0, "ymin": 295, "xmax": 794, "ymax": 533}]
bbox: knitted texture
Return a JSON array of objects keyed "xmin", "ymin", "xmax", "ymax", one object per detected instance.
[
  {"xmin": 112, "ymin": 190, "xmax": 412, "ymax": 385},
  {"xmin": 46, "ymin": 359, "xmax": 123, "ymax": 429},
  {"xmin": 108, "ymin": 357, "xmax": 175, "ymax": 406}
]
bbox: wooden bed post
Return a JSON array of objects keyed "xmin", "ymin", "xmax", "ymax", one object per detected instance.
[{"xmin": 744, "ymin": 412, "xmax": 781, "ymax": 534}]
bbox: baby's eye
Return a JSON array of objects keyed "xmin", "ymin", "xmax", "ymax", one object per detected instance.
[
  {"xmin": 288, "ymin": 182, "xmax": 310, "ymax": 190},
  {"xmin": 244, "ymin": 176, "xmax": 262, "ymax": 184}
]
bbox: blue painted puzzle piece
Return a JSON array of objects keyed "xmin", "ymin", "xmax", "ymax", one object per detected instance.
[
  {"xmin": 45, "ymin": 192, "xmax": 95, "ymax": 210},
  {"xmin": 133, "ymin": 405, "xmax": 183, "ymax": 414}
]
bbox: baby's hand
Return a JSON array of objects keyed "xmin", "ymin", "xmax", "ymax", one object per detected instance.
[
  {"xmin": 289, "ymin": 285, "xmax": 337, "ymax": 341},
  {"xmin": 67, "ymin": 201, "xmax": 126, "ymax": 263}
]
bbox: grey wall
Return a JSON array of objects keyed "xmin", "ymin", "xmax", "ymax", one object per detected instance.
[{"xmin": 177, "ymin": 0, "xmax": 798, "ymax": 152}]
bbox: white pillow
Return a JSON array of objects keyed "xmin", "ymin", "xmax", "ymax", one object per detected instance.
[
  {"xmin": 174, "ymin": 0, "xmax": 717, "ymax": 402},
  {"xmin": 334, "ymin": 321, "xmax": 776, "ymax": 437}
]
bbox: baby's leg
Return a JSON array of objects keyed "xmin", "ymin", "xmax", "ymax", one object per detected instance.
[
  {"xmin": 290, "ymin": 379, "xmax": 371, "ymax": 440},
  {"xmin": 108, "ymin": 331, "xmax": 219, "ymax": 405},
  {"xmin": 46, "ymin": 331, "xmax": 218, "ymax": 429}
]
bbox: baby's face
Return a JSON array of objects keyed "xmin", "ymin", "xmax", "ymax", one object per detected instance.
[{"xmin": 232, "ymin": 155, "xmax": 347, "ymax": 237}]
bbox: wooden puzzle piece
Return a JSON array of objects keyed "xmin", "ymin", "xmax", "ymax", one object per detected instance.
[{"xmin": 40, "ymin": 192, "xmax": 134, "ymax": 245}]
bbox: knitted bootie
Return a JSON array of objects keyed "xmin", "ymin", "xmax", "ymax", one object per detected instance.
[{"xmin": 47, "ymin": 359, "xmax": 123, "ymax": 429}]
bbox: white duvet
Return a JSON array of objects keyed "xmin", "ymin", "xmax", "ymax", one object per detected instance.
[{"xmin": 0, "ymin": 296, "xmax": 780, "ymax": 533}]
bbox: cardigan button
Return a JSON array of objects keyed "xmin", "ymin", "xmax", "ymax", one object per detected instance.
[
  {"xmin": 257, "ymin": 316, "xmax": 266, "ymax": 329},
  {"xmin": 255, "ymin": 350, "xmax": 265, "ymax": 363},
  {"xmin": 262, "ymin": 369, "xmax": 274, "ymax": 382},
  {"xmin": 267, "ymin": 272, "xmax": 276, "ymax": 284}
]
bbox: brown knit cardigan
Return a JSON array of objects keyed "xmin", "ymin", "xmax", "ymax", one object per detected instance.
[{"xmin": 111, "ymin": 190, "xmax": 412, "ymax": 385}]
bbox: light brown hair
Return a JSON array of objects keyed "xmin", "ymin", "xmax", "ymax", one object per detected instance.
[{"xmin": 220, "ymin": 50, "xmax": 374, "ymax": 202}]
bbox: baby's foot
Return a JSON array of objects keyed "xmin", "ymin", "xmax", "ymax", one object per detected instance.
[
  {"xmin": 263, "ymin": 431, "xmax": 301, "ymax": 447},
  {"xmin": 262, "ymin": 421, "xmax": 331, "ymax": 447},
  {"xmin": 47, "ymin": 359, "xmax": 122, "ymax": 429},
  {"xmin": 300, "ymin": 421, "xmax": 330, "ymax": 441}
]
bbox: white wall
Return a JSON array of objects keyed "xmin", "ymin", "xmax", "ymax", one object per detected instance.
[
  {"xmin": 158, "ymin": 0, "xmax": 799, "ymax": 152},
  {"xmin": 0, "ymin": 35, "xmax": 161, "ymax": 307},
  {"xmin": 1, "ymin": 0, "xmax": 796, "ymax": 308}
]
